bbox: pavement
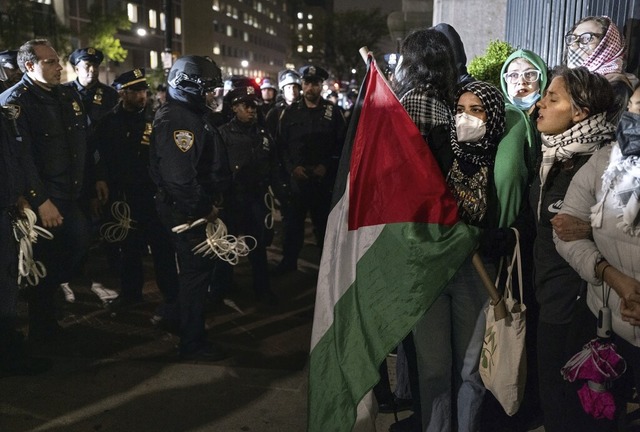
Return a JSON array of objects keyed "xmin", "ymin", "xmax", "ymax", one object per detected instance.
[
  {"xmin": 2, "ymin": 217, "xmax": 636, "ymax": 432},
  {"xmin": 0, "ymin": 219, "xmax": 404, "ymax": 432}
]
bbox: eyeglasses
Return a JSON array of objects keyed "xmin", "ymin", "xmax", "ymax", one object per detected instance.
[
  {"xmin": 564, "ymin": 32, "xmax": 603, "ymax": 46},
  {"xmin": 503, "ymin": 70, "xmax": 541, "ymax": 84}
]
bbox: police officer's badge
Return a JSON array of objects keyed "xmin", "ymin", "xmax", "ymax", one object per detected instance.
[
  {"xmin": 1, "ymin": 104, "xmax": 20, "ymax": 119},
  {"xmin": 174, "ymin": 130, "xmax": 195, "ymax": 152}
]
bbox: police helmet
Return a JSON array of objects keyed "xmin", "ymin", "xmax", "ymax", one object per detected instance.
[
  {"xmin": 278, "ymin": 70, "xmax": 302, "ymax": 90},
  {"xmin": 168, "ymin": 55, "xmax": 222, "ymax": 95}
]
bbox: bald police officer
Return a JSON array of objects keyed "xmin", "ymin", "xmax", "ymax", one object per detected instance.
[
  {"xmin": 273, "ymin": 65, "xmax": 346, "ymax": 274},
  {"xmin": 150, "ymin": 56, "xmax": 231, "ymax": 361}
]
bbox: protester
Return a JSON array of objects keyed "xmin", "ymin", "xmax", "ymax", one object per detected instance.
[
  {"xmin": 531, "ymin": 66, "xmax": 616, "ymax": 432},
  {"xmin": 554, "ymin": 88, "xmax": 640, "ymax": 431},
  {"xmin": 563, "ymin": 15, "xmax": 638, "ymax": 124},
  {"xmin": 433, "ymin": 23, "xmax": 475, "ymax": 86},
  {"xmin": 389, "ymin": 27, "xmax": 459, "ymax": 431},
  {"xmin": 150, "ymin": 55, "xmax": 231, "ymax": 361}
]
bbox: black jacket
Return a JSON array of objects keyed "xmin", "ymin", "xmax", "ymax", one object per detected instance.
[
  {"xmin": 94, "ymin": 102, "xmax": 155, "ymax": 196},
  {"xmin": 64, "ymin": 80, "xmax": 119, "ymax": 126},
  {"xmin": 149, "ymin": 98, "xmax": 231, "ymax": 221},
  {"xmin": 0, "ymin": 74, "xmax": 88, "ymax": 207}
]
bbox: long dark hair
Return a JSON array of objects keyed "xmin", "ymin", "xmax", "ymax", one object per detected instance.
[{"xmin": 392, "ymin": 28, "xmax": 457, "ymax": 105}]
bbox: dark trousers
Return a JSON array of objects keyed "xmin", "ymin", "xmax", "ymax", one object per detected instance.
[
  {"xmin": 156, "ymin": 199, "xmax": 215, "ymax": 355},
  {"xmin": 537, "ymin": 296, "xmax": 617, "ymax": 432},
  {"xmin": 281, "ymin": 178, "xmax": 331, "ymax": 265},
  {"xmin": 118, "ymin": 190, "xmax": 178, "ymax": 303},
  {"xmin": 0, "ymin": 208, "xmax": 18, "ymax": 320},
  {"xmin": 28, "ymin": 199, "xmax": 90, "ymax": 335}
]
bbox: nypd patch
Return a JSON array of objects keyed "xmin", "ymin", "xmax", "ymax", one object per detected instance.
[
  {"xmin": 1, "ymin": 104, "xmax": 20, "ymax": 120},
  {"xmin": 174, "ymin": 130, "xmax": 195, "ymax": 152}
]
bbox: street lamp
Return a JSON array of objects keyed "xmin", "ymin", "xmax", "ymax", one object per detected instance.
[
  {"xmin": 136, "ymin": 27, "xmax": 147, "ymax": 37},
  {"xmin": 240, "ymin": 60, "xmax": 249, "ymax": 68}
]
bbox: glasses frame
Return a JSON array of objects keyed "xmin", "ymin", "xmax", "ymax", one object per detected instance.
[
  {"xmin": 503, "ymin": 69, "xmax": 541, "ymax": 84},
  {"xmin": 564, "ymin": 32, "xmax": 604, "ymax": 47}
]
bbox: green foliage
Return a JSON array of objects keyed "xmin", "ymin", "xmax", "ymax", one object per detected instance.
[
  {"xmin": 82, "ymin": 4, "xmax": 131, "ymax": 63},
  {"xmin": 327, "ymin": 8, "xmax": 389, "ymax": 81},
  {"xmin": 468, "ymin": 40, "xmax": 515, "ymax": 87}
]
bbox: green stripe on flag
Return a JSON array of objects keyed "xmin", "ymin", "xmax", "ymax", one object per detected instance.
[{"xmin": 308, "ymin": 221, "xmax": 478, "ymax": 432}]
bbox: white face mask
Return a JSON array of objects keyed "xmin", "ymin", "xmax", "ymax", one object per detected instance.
[{"xmin": 455, "ymin": 112, "xmax": 486, "ymax": 142}]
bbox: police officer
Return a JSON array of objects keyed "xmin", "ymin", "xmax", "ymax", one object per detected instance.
[
  {"xmin": 0, "ymin": 39, "xmax": 92, "ymax": 343},
  {"xmin": 0, "ymin": 62, "xmax": 51, "ymax": 374},
  {"xmin": 217, "ymin": 86, "xmax": 277, "ymax": 304},
  {"xmin": 65, "ymin": 47, "xmax": 119, "ymax": 126},
  {"xmin": 264, "ymin": 69, "xmax": 302, "ymax": 138},
  {"xmin": 0, "ymin": 50, "xmax": 22, "ymax": 92},
  {"xmin": 93, "ymin": 68, "xmax": 179, "ymax": 316},
  {"xmin": 273, "ymin": 65, "xmax": 346, "ymax": 275},
  {"xmin": 259, "ymin": 77, "xmax": 277, "ymax": 118},
  {"xmin": 150, "ymin": 55, "xmax": 231, "ymax": 361}
]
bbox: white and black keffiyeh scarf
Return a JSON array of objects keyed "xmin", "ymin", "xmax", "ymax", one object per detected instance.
[
  {"xmin": 538, "ymin": 112, "xmax": 616, "ymax": 217},
  {"xmin": 400, "ymin": 86, "xmax": 451, "ymax": 137},
  {"xmin": 592, "ymin": 113, "xmax": 640, "ymax": 235}
]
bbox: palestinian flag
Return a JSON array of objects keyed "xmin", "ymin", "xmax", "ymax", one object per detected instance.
[{"xmin": 307, "ymin": 57, "xmax": 479, "ymax": 431}]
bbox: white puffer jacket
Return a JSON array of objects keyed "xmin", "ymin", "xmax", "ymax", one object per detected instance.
[{"xmin": 555, "ymin": 143, "xmax": 640, "ymax": 347}]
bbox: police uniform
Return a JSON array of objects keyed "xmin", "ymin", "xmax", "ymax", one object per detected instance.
[
  {"xmin": 259, "ymin": 77, "xmax": 277, "ymax": 119},
  {"xmin": 149, "ymin": 55, "xmax": 231, "ymax": 359},
  {"xmin": 93, "ymin": 69, "xmax": 178, "ymax": 309},
  {"xmin": 274, "ymin": 65, "xmax": 346, "ymax": 272},
  {"xmin": 217, "ymin": 86, "xmax": 277, "ymax": 303},
  {"xmin": 0, "ymin": 72, "xmax": 92, "ymax": 339},
  {"xmin": 63, "ymin": 48, "xmax": 119, "ymax": 126}
]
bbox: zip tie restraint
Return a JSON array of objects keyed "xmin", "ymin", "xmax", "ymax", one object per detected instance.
[
  {"xmin": 172, "ymin": 218, "xmax": 256, "ymax": 265},
  {"xmin": 100, "ymin": 201, "xmax": 135, "ymax": 242},
  {"xmin": 12, "ymin": 208, "xmax": 53, "ymax": 286},
  {"xmin": 264, "ymin": 186, "xmax": 276, "ymax": 229}
]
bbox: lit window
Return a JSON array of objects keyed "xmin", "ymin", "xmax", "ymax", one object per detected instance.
[
  {"xmin": 307, "ymin": 23, "xmax": 312, "ymax": 30},
  {"xmin": 212, "ymin": 0, "xmax": 220, "ymax": 11},
  {"xmin": 213, "ymin": 43, "xmax": 221, "ymax": 55},
  {"xmin": 127, "ymin": 3, "xmax": 138, "ymax": 23},
  {"xmin": 149, "ymin": 9, "xmax": 157, "ymax": 28},
  {"xmin": 244, "ymin": 32, "xmax": 249, "ymax": 42},
  {"xmin": 297, "ymin": 23, "xmax": 303, "ymax": 30},
  {"xmin": 150, "ymin": 50, "xmax": 158, "ymax": 69},
  {"xmin": 227, "ymin": 25, "xmax": 233, "ymax": 36},
  {"xmin": 297, "ymin": 45, "xmax": 303, "ymax": 53},
  {"xmin": 297, "ymin": 12, "xmax": 303, "ymax": 19},
  {"xmin": 307, "ymin": 45, "xmax": 313, "ymax": 53},
  {"xmin": 175, "ymin": 17, "xmax": 182, "ymax": 35},
  {"xmin": 160, "ymin": 12, "xmax": 166, "ymax": 31},
  {"xmin": 256, "ymin": 2, "xmax": 262, "ymax": 13},
  {"xmin": 308, "ymin": 14, "xmax": 313, "ymax": 20}
]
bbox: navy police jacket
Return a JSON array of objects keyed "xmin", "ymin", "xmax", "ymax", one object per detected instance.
[
  {"xmin": 149, "ymin": 99, "xmax": 231, "ymax": 221},
  {"xmin": 93, "ymin": 102, "xmax": 155, "ymax": 195},
  {"xmin": 0, "ymin": 74, "xmax": 88, "ymax": 208},
  {"xmin": 277, "ymin": 97, "xmax": 346, "ymax": 177},
  {"xmin": 64, "ymin": 79, "xmax": 119, "ymax": 126},
  {"xmin": 218, "ymin": 117, "xmax": 275, "ymax": 198}
]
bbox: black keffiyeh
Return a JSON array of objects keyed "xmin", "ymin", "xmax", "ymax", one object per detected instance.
[
  {"xmin": 400, "ymin": 85, "xmax": 451, "ymax": 137},
  {"xmin": 447, "ymin": 81, "xmax": 505, "ymax": 224}
]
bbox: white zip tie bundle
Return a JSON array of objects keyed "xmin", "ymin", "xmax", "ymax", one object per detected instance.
[
  {"xmin": 171, "ymin": 217, "xmax": 256, "ymax": 265},
  {"xmin": 264, "ymin": 186, "xmax": 276, "ymax": 229},
  {"xmin": 100, "ymin": 201, "xmax": 135, "ymax": 242},
  {"xmin": 12, "ymin": 208, "xmax": 53, "ymax": 286}
]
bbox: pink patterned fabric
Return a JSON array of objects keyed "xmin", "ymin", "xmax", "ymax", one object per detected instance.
[
  {"xmin": 561, "ymin": 338, "xmax": 627, "ymax": 420},
  {"xmin": 582, "ymin": 17, "xmax": 625, "ymax": 75}
]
